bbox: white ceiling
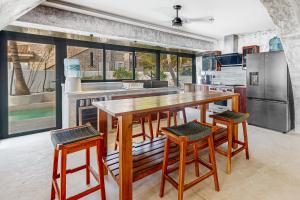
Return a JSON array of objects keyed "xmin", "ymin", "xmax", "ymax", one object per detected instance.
[{"xmin": 59, "ymin": 0, "xmax": 275, "ymax": 39}]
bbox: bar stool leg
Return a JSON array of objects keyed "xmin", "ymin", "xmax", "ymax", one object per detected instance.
[
  {"xmin": 140, "ymin": 117, "xmax": 146, "ymax": 141},
  {"xmin": 208, "ymin": 135, "xmax": 220, "ymax": 191},
  {"xmin": 208, "ymin": 119, "xmax": 217, "ymax": 164},
  {"xmin": 167, "ymin": 111, "xmax": 171, "ymax": 127},
  {"xmin": 159, "ymin": 138, "xmax": 170, "ymax": 197},
  {"xmin": 86, "ymin": 148, "xmax": 91, "ymax": 185},
  {"xmin": 147, "ymin": 115, "xmax": 154, "ymax": 140},
  {"xmin": 96, "ymin": 141, "xmax": 106, "ymax": 200},
  {"xmin": 193, "ymin": 143, "xmax": 200, "ymax": 177},
  {"xmin": 182, "ymin": 109, "xmax": 187, "ymax": 124},
  {"xmin": 242, "ymin": 121, "xmax": 250, "ymax": 160},
  {"xmin": 178, "ymin": 138, "xmax": 187, "ymax": 200},
  {"xmin": 51, "ymin": 149, "xmax": 59, "ymax": 200},
  {"xmin": 60, "ymin": 149, "xmax": 67, "ymax": 200},
  {"xmin": 114, "ymin": 124, "xmax": 120, "ymax": 151},
  {"xmin": 156, "ymin": 112, "xmax": 161, "ymax": 137},
  {"xmin": 173, "ymin": 112, "xmax": 178, "ymax": 126},
  {"xmin": 227, "ymin": 123, "xmax": 233, "ymax": 175}
]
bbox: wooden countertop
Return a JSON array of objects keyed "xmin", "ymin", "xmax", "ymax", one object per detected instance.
[{"xmin": 93, "ymin": 91, "xmax": 239, "ymax": 117}]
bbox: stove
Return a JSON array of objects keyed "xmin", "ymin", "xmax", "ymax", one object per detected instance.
[{"xmin": 209, "ymin": 85, "xmax": 234, "ymax": 113}]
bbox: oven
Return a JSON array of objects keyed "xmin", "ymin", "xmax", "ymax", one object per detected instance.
[
  {"xmin": 209, "ymin": 86, "xmax": 233, "ymax": 113},
  {"xmin": 76, "ymin": 96, "xmax": 106, "ymax": 129}
]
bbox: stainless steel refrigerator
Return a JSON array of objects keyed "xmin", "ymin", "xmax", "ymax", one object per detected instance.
[{"xmin": 246, "ymin": 51, "xmax": 294, "ymax": 133}]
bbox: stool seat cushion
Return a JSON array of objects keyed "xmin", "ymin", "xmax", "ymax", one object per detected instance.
[
  {"xmin": 213, "ymin": 111, "xmax": 249, "ymax": 123},
  {"xmin": 166, "ymin": 122, "xmax": 211, "ymax": 141},
  {"xmin": 51, "ymin": 126, "xmax": 99, "ymax": 146}
]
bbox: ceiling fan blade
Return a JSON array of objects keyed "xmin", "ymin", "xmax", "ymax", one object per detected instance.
[{"xmin": 182, "ymin": 16, "xmax": 215, "ymax": 24}]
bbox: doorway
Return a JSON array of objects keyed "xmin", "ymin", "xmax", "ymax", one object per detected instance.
[{"xmin": 0, "ymin": 32, "xmax": 64, "ymax": 138}]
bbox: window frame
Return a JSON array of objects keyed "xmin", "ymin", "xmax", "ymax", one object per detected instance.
[
  {"xmin": 104, "ymin": 48, "xmax": 135, "ymax": 81},
  {"xmin": 134, "ymin": 50, "xmax": 158, "ymax": 81},
  {"xmin": 0, "ymin": 30, "xmax": 196, "ymax": 139}
]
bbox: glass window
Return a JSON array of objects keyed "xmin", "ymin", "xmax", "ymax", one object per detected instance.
[
  {"xmin": 160, "ymin": 54, "xmax": 177, "ymax": 86},
  {"xmin": 178, "ymin": 57, "xmax": 193, "ymax": 88},
  {"xmin": 67, "ymin": 46, "xmax": 103, "ymax": 80},
  {"xmin": 135, "ymin": 52, "xmax": 156, "ymax": 80},
  {"xmin": 106, "ymin": 50, "xmax": 133, "ymax": 80},
  {"xmin": 7, "ymin": 40, "xmax": 56, "ymax": 135}
]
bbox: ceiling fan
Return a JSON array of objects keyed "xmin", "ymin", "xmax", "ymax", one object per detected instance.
[{"xmin": 171, "ymin": 5, "xmax": 215, "ymax": 27}]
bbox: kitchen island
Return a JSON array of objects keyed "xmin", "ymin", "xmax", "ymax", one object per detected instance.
[
  {"xmin": 93, "ymin": 91, "xmax": 239, "ymax": 200},
  {"xmin": 62, "ymin": 82, "xmax": 181, "ymax": 128}
]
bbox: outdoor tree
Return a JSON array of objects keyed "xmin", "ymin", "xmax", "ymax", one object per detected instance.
[
  {"xmin": 137, "ymin": 53, "xmax": 156, "ymax": 79},
  {"xmin": 8, "ymin": 40, "xmax": 30, "ymax": 95},
  {"xmin": 161, "ymin": 54, "xmax": 177, "ymax": 84}
]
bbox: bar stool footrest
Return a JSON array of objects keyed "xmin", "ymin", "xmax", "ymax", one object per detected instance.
[
  {"xmin": 164, "ymin": 170, "xmax": 215, "ymax": 192},
  {"xmin": 215, "ymin": 140, "xmax": 247, "ymax": 158},
  {"xmin": 67, "ymin": 185, "xmax": 102, "ymax": 200}
]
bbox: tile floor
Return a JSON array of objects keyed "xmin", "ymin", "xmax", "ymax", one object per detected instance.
[{"xmin": 1, "ymin": 119, "xmax": 300, "ymax": 200}]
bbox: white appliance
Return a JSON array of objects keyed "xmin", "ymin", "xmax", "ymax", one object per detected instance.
[
  {"xmin": 64, "ymin": 58, "xmax": 81, "ymax": 92},
  {"xmin": 209, "ymin": 85, "xmax": 233, "ymax": 113}
]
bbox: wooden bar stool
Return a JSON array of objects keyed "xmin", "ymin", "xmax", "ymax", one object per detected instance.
[
  {"xmin": 156, "ymin": 108, "xmax": 187, "ymax": 137},
  {"xmin": 160, "ymin": 120, "xmax": 219, "ymax": 200},
  {"xmin": 114, "ymin": 113, "xmax": 154, "ymax": 150},
  {"xmin": 50, "ymin": 125, "xmax": 106, "ymax": 200},
  {"xmin": 210, "ymin": 111, "xmax": 250, "ymax": 174}
]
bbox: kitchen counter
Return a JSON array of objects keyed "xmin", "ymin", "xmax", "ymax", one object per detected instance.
[
  {"xmin": 62, "ymin": 85, "xmax": 181, "ymax": 128},
  {"xmin": 64, "ymin": 87, "xmax": 181, "ymax": 98}
]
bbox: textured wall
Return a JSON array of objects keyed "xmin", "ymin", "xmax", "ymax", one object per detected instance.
[
  {"xmin": 16, "ymin": 6, "xmax": 214, "ymax": 51},
  {"xmin": 216, "ymin": 29, "xmax": 278, "ymax": 53},
  {"xmin": 0, "ymin": 0, "xmax": 45, "ymax": 30},
  {"xmin": 261, "ymin": 0, "xmax": 300, "ymax": 132},
  {"xmin": 238, "ymin": 29, "xmax": 279, "ymax": 52}
]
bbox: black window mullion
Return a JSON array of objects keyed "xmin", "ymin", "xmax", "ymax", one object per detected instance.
[
  {"xmin": 0, "ymin": 31, "xmax": 8, "ymax": 139},
  {"xmin": 103, "ymin": 47, "xmax": 106, "ymax": 81},
  {"xmin": 156, "ymin": 52, "xmax": 160, "ymax": 80},
  {"xmin": 132, "ymin": 50, "xmax": 136, "ymax": 80},
  {"xmin": 176, "ymin": 55, "xmax": 179, "ymax": 87},
  {"xmin": 192, "ymin": 55, "xmax": 196, "ymax": 84},
  {"xmin": 54, "ymin": 38, "xmax": 67, "ymax": 129}
]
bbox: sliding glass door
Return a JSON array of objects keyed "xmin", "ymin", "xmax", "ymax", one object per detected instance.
[
  {"xmin": 178, "ymin": 57, "xmax": 193, "ymax": 88},
  {"xmin": 7, "ymin": 40, "xmax": 57, "ymax": 135},
  {"xmin": 160, "ymin": 53, "xmax": 177, "ymax": 86},
  {"xmin": 135, "ymin": 52, "xmax": 156, "ymax": 80}
]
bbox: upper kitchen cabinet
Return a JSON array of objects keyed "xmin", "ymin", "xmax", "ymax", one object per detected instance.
[{"xmin": 202, "ymin": 51, "xmax": 221, "ymax": 71}]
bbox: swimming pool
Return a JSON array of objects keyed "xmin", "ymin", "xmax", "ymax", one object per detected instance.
[{"xmin": 9, "ymin": 107, "xmax": 56, "ymax": 121}]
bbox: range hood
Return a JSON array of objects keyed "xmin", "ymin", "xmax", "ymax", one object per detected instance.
[
  {"xmin": 216, "ymin": 34, "xmax": 242, "ymax": 67},
  {"xmin": 216, "ymin": 53, "xmax": 242, "ymax": 67}
]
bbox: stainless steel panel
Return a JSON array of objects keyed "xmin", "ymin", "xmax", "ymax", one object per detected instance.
[
  {"xmin": 265, "ymin": 52, "xmax": 288, "ymax": 101},
  {"xmin": 247, "ymin": 54, "xmax": 265, "ymax": 98},
  {"xmin": 247, "ymin": 98, "xmax": 267, "ymax": 127},
  {"xmin": 247, "ymin": 98, "xmax": 290, "ymax": 132},
  {"xmin": 265, "ymin": 100, "xmax": 290, "ymax": 132}
]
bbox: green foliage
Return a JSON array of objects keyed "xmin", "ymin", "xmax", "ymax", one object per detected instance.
[
  {"xmin": 45, "ymin": 88, "xmax": 55, "ymax": 92},
  {"xmin": 137, "ymin": 53, "xmax": 156, "ymax": 78},
  {"xmin": 179, "ymin": 67, "xmax": 192, "ymax": 76},
  {"xmin": 160, "ymin": 70, "xmax": 167, "ymax": 80},
  {"xmin": 82, "ymin": 75, "xmax": 103, "ymax": 80},
  {"xmin": 113, "ymin": 67, "xmax": 133, "ymax": 79},
  {"xmin": 160, "ymin": 54, "xmax": 177, "ymax": 67}
]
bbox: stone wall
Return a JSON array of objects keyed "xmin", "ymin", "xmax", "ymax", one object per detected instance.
[
  {"xmin": 260, "ymin": 0, "xmax": 300, "ymax": 132},
  {"xmin": 17, "ymin": 5, "xmax": 215, "ymax": 51},
  {"xmin": 0, "ymin": 0, "xmax": 45, "ymax": 30},
  {"xmin": 237, "ymin": 30, "xmax": 279, "ymax": 52},
  {"xmin": 216, "ymin": 29, "xmax": 279, "ymax": 53}
]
